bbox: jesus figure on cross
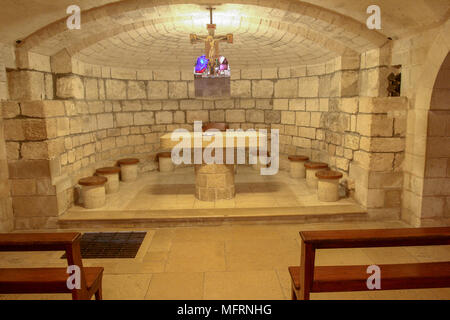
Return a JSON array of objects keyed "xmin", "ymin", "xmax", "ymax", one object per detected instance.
[{"xmin": 190, "ymin": 7, "xmax": 233, "ymax": 75}]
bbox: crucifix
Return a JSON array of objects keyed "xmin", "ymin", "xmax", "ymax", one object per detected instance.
[{"xmin": 190, "ymin": 6, "xmax": 233, "ymax": 75}]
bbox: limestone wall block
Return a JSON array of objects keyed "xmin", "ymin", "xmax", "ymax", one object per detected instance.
[
  {"xmin": 210, "ymin": 110, "xmax": 225, "ymax": 122},
  {"xmin": 288, "ymin": 99, "xmax": 305, "ymax": 111},
  {"xmin": 252, "ymin": 80, "xmax": 274, "ymax": 98},
  {"xmin": 127, "ymin": 81, "xmax": 147, "ymax": 99},
  {"xmin": 295, "ymin": 111, "xmax": 310, "ymax": 126},
  {"xmin": 281, "ymin": 111, "xmax": 295, "ymax": 125},
  {"xmin": 169, "ymin": 81, "xmax": 188, "ymax": 99},
  {"xmin": 273, "ymin": 99, "xmax": 288, "ymax": 110},
  {"xmin": 162, "ymin": 100, "xmax": 179, "ymax": 110},
  {"xmin": 225, "ymin": 110, "xmax": 245, "ymax": 123},
  {"xmin": 1, "ymin": 102, "xmax": 20, "ymax": 119},
  {"xmin": 215, "ymin": 99, "xmax": 234, "ymax": 109},
  {"xmin": 134, "ymin": 112, "xmax": 155, "ymax": 125},
  {"xmin": 357, "ymin": 114, "xmax": 393, "ymax": 137},
  {"xmin": 180, "ymin": 100, "xmax": 202, "ymax": 110},
  {"xmin": 261, "ymin": 68, "xmax": 278, "ymax": 79},
  {"xmin": 56, "ymin": 75, "xmax": 84, "ymax": 99},
  {"xmin": 241, "ymin": 69, "xmax": 261, "ymax": 80},
  {"xmin": 153, "ymin": 71, "xmax": 180, "ymax": 81},
  {"xmin": 264, "ymin": 110, "xmax": 281, "ymax": 124},
  {"xmin": 230, "ymin": 80, "xmax": 251, "ymax": 97},
  {"xmin": 137, "ymin": 70, "xmax": 153, "ymax": 80},
  {"xmin": 8, "ymin": 70, "xmax": 45, "ymax": 100},
  {"xmin": 340, "ymin": 70, "xmax": 359, "ymax": 97},
  {"xmin": 142, "ymin": 101, "xmax": 162, "ymax": 111},
  {"xmin": 147, "ymin": 81, "xmax": 168, "ymax": 99},
  {"xmin": 97, "ymin": 113, "xmax": 114, "ymax": 130},
  {"xmin": 174, "ymin": 111, "xmax": 186, "ymax": 124},
  {"xmin": 155, "ymin": 111, "xmax": 174, "ymax": 124},
  {"xmin": 116, "ymin": 112, "xmax": 133, "ymax": 127},
  {"xmin": 12, "ymin": 196, "xmax": 59, "ymax": 217},
  {"xmin": 21, "ymin": 101, "xmax": 66, "ymax": 118},
  {"xmin": 274, "ymin": 79, "xmax": 298, "ymax": 98},
  {"xmin": 246, "ymin": 110, "xmax": 264, "ymax": 123},
  {"xmin": 291, "ymin": 66, "xmax": 307, "ymax": 77},
  {"xmin": 122, "ymin": 100, "xmax": 142, "ymax": 112},
  {"xmin": 85, "ymin": 78, "xmax": 99, "ymax": 100},
  {"xmin": 111, "ymin": 68, "xmax": 136, "ymax": 80},
  {"xmin": 278, "ymin": 67, "xmax": 291, "ymax": 78},
  {"xmin": 298, "ymin": 76, "xmax": 319, "ymax": 97}
]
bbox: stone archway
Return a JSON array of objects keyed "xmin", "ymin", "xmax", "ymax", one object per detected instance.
[
  {"xmin": 401, "ymin": 19, "xmax": 450, "ymax": 226},
  {"xmin": 421, "ymin": 53, "xmax": 450, "ymax": 222}
]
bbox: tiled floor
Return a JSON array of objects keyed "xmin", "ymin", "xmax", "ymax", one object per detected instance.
[{"xmin": 1, "ymin": 220, "xmax": 450, "ymax": 300}]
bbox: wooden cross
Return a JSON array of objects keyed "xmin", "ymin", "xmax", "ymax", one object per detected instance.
[{"xmin": 190, "ymin": 7, "xmax": 233, "ymax": 73}]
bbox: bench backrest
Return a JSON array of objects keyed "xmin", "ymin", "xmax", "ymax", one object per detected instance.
[{"xmin": 0, "ymin": 232, "xmax": 89, "ymax": 299}]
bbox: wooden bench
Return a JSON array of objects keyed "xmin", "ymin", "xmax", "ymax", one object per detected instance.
[
  {"xmin": 289, "ymin": 227, "xmax": 450, "ymax": 300},
  {"xmin": 0, "ymin": 232, "xmax": 104, "ymax": 300}
]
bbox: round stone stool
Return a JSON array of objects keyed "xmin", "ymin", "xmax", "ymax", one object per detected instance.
[
  {"xmin": 95, "ymin": 167, "xmax": 121, "ymax": 194},
  {"xmin": 288, "ymin": 155, "xmax": 309, "ymax": 178},
  {"xmin": 157, "ymin": 152, "xmax": 174, "ymax": 172},
  {"xmin": 79, "ymin": 176, "xmax": 107, "ymax": 209},
  {"xmin": 118, "ymin": 158, "xmax": 140, "ymax": 182},
  {"xmin": 251, "ymin": 150, "xmax": 271, "ymax": 171},
  {"xmin": 304, "ymin": 162, "xmax": 329, "ymax": 189},
  {"xmin": 316, "ymin": 170, "xmax": 343, "ymax": 202}
]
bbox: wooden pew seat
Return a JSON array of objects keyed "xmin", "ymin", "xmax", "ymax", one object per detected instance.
[
  {"xmin": 0, "ymin": 232, "xmax": 103, "ymax": 300},
  {"xmin": 0, "ymin": 267, "xmax": 104, "ymax": 295},
  {"xmin": 289, "ymin": 227, "xmax": 450, "ymax": 300},
  {"xmin": 289, "ymin": 262, "xmax": 450, "ymax": 293}
]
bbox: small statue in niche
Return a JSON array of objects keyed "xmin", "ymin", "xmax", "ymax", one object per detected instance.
[{"xmin": 387, "ymin": 72, "xmax": 401, "ymax": 96}]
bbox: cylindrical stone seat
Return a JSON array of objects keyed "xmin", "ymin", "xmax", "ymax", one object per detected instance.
[
  {"xmin": 79, "ymin": 176, "xmax": 107, "ymax": 209},
  {"xmin": 304, "ymin": 162, "xmax": 329, "ymax": 188},
  {"xmin": 316, "ymin": 170, "xmax": 343, "ymax": 202},
  {"xmin": 95, "ymin": 167, "xmax": 121, "ymax": 194},
  {"xmin": 250, "ymin": 150, "xmax": 271, "ymax": 171},
  {"xmin": 195, "ymin": 163, "xmax": 235, "ymax": 201},
  {"xmin": 157, "ymin": 152, "xmax": 175, "ymax": 172},
  {"xmin": 288, "ymin": 155, "xmax": 309, "ymax": 178},
  {"xmin": 118, "ymin": 158, "xmax": 140, "ymax": 182}
]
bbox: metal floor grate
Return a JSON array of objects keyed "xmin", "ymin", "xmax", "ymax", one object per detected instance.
[{"xmin": 61, "ymin": 232, "xmax": 147, "ymax": 259}]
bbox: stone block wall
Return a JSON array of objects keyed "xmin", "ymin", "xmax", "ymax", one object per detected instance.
[
  {"xmin": 0, "ymin": 43, "xmax": 15, "ymax": 231},
  {"xmin": 2, "ymin": 46, "xmax": 411, "ymax": 228}
]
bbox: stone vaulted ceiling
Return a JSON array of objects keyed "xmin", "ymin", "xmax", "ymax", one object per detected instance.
[{"xmin": 1, "ymin": 0, "xmax": 449, "ymax": 69}]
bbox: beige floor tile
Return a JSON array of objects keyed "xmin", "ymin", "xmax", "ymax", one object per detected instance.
[
  {"xmin": 145, "ymin": 272, "xmax": 204, "ymax": 300},
  {"xmin": 94, "ymin": 260, "xmax": 165, "ymax": 274},
  {"xmin": 315, "ymin": 248, "xmax": 374, "ymax": 266},
  {"xmin": 275, "ymin": 267, "xmax": 295, "ymax": 300},
  {"xmin": 367, "ymin": 289, "xmax": 426, "ymax": 300},
  {"xmin": 404, "ymin": 246, "xmax": 450, "ymax": 262},
  {"xmin": 204, "ymin": 271, "xmax": 285, "ymax": 300},
  {"xmin": 165, "ymin": 241, "xmax": 226, "ymax": 272},
  {"xmin": 225, "ymin": 238, "xmax": 300, "ymax": 271},
  {"xmin": 103, "ymin": 274, "xmax": 152, "ymax": 300},
  {"xmin": 361, "ymin": 247, "xmax": 419, "ymax": 264}
]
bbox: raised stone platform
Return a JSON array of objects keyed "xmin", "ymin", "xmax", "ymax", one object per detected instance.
[{"xmin": 58, "ymin": 204, "xmax": 367, "ymax": 229}]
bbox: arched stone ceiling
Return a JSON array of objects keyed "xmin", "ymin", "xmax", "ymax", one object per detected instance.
[
  {"xmin": 1, "ymin": 0, "xmax": 448, "ymax": 45},
  {"xmin": 3, "ymin": 0, "xmax": 448, "ymax": 69}
]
